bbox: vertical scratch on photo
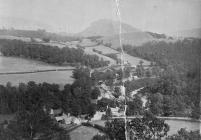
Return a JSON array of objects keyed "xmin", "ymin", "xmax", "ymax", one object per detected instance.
[{"xmin": 114, "ymin": 0, "xmax": 128, "ymax": 139}]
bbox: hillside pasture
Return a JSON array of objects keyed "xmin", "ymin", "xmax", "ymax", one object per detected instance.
[
  {"xmin": 116, "ymin": 53, "xmax": 150, "ymax": 66},
  {"xmin": 90, "ymin": 45, "xmax": 119, "ymax": 54},
  {"xmin": 84, "ymin": 46, "xmax": 116, "ymax": 65},
  {"xmin": 78, "ymin": 38, "xmax": 97, "ymax": 47}
]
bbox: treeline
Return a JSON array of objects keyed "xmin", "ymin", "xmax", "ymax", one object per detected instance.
[
  {"xmin": 123, "ymin": 39, "xmax": 201, "ymax": 119},
  {"xmin": 0, "ymin": 39, "xmax": 109, "ymax": 68},
  {"xmin": 0, "ymin": 70, "xmax": 100, "ymax": 117},
  {"xmin": 91, "ymin": 112, "xmax": 170, "ymax": 140},
  {"xmin": 123, "ymin": 38, "xmax": 201, "ymax": 72},
  {"xmin": 0, "ymin": 82, "xmax": 73, "ymax": 140},
  {"xmin": 0, "ymin": 67, "xmax": 102, "ymax": 139},
  {"xmin": 0, "ymin": 28, "xmax": 80, "ymax": 42}
]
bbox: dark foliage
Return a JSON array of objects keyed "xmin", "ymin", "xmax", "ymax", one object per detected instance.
[
  {"xmin": 166, "ymin": 128, "xmax": 201, "ymax": 140},
  {"xmin": 105, "ymin": 112, "xmax": 169, "ymax": 140},
  {"xmin": 0, "ymin": 39, "xmax": 109, "ymax": 68},
  {"xmin": 123, "ymin": 39, "xmax": 201, "ymax": 118}
]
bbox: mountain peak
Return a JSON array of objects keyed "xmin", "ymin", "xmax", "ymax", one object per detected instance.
[{"xmin": 79, "ymin": 19, "xmax": 141, "ymax": 37}]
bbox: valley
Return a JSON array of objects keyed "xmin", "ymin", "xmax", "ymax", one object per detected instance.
[{"xmin": 0, "ymin": 18, "xmax": 200, "ymax": 140}]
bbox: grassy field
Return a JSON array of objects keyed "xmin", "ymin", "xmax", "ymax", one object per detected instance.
[
  {"xmin": 84, "ymin": 46, "xmax": 116, "ymax": 65},
  {"xmin": 90, "ymin": 45, "xmax": 119, "ymax": 54},
  {"xmin": 69, "ymin": 126, "xmax": 103, "ymax": 140},
  {"xmin": 91, "ymin": 120, "xmax": 106, "ymax": 127},
  {"xmin": 116, "ymin": 53, "xmax": 150, "ymax": 66},
  {"xmin": 41, "ymin": 42, "xmax": 66, "ymax": 48},
  {"xmin": 83, "ymin": 43, "xmax": 150, "ymax": 66}
]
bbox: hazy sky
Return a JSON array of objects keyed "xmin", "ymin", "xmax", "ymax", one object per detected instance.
[{"xmin": 0, "ymin": 0, "xmax": 201, "ymax": 34}]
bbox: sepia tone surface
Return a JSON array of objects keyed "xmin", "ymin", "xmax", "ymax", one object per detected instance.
[{"xmin": 0, "ymin": 0, "xmax": 200, "ymax": 140}]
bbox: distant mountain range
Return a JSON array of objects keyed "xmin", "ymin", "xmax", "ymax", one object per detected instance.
[
  {"xmin": 170, "ymin": 28, "xmax": 201, "ymax": 38},
  {"xmin": 0, "ymin": 17, "xmax": 53, "ymax": 31},
  {"xmin": 1, "ymin": 18, "xmax": 200, "ymax": 47}
]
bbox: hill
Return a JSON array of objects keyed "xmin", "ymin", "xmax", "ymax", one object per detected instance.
[
  {"xmin": 78, "ymin": 19, "xmax": 155, "ymax": 47},
  {"xmin": 78, "ymin": 19, "xmax": 140, "ymax": 37},
  {"xmin": 102, "ymin": 32, "xmax": 154, "ymax": 49}
]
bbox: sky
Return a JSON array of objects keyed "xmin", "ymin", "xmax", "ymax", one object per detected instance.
[{"xmin": 0, "ymin": 0, "xmax": 201, "ymax": 34}]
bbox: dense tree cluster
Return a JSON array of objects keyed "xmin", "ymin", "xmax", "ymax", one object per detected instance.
[
  {"xmin": 0, "ymin": 39, "xmax": 109, "ymax": 68},
  {"xmin": 0, "ymin": 82, "xmax": 96, "ymax": 118},
  {"xmin": 144, "ymin": 68, "xmax": 200, "ymax": 118},
  {"xmin": 126, "ymin": 96, "xmax": 143, "ymax": 116},
  {"xmin": 124, "ymin": 78, "xmax": 157, "ymax": 93},
  {"xmin": 166, "ymin": 128, "xmax": 201, "ymax": 140},
  {"xmin": 123, "ymin": 39, "xmax": 201, "ymax": 72},
  {"xmin": 0, "ymin": 82, "xmax": 71, "ymax": 140},
  {"xmin": 104, "ymin": 112, "xmax": 169, "ymax": 140},
  {"xmin": 123, "ymin": 39, "xmax": 201, "ymax": 119},
  {"xmin": 0, "ymin": 67, "xmax": 103, "ymax": 117},
  {"xmin": 97, "ymin": 98, "xmax": 117, "ymax": 111},
  {"xmin": 0, "ymin": 67, "xmax": 104, "ymax": 139},
  {"xmin": 92, "ymin": 70, "xmax": 116, "ymax": 86}
]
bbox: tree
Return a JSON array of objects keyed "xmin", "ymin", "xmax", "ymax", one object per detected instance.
[
  {"xmin": 88, "ymin": 104, "xmax": 97, "ymax": 118},
  {"xmin": 91, "ymin": 88, "xmax": 100, "ymax": 99},
  {"xmin": 105, "ymin": 112, "xmax": 169, "ymax": 140},
  {"xmin": 42, "ymin": 37, "xmax": 50, "ymax": 42},
  {"xmin": 129, "ymin": 112, "xmax": 169, "ymax": 140},
  {"xmin": 166, "ymin": 128, "xmax": 201, "ymax": 140},
  {"xmin": 136, "ymin": 64, "xmax": 144, "ymax": 77},
  {"xmin": 97, "ymin": 98, "xmax": 116, "ymax": 111},
  {"xmin": 163, "ymin": 96, "xmax": 173, "ymax": 116},
  {"xmin": 105, "ymin": 119, "xmax": 125, "ymax": 140},
  {"xmin": 114, "ymin": 86, "xmax": 121, "ymax": 98},
  {"xmin": 71, "ymin": 101, "xmax": 81, "ymax": 116},
  {"xmin": 72, "ymin": 67, "xmax": 90, "ymax": 80},
  {"xmin": 0, "ymin": 39, "xmax": 109, "ymax": 68},
  {"xmin": 147, "ymin": 93, "xmax": 163, "ymax": 115},
  {"xmin": 105, "ymin": 107, "xmax": 112, "ymax": 119},
  {"xmin": 126, "ymin": 96, "xmax": 143, "ymax": 116},
  {"xmin": 145, "ymin": 69, "xmax": 152, "ymax": 77}
]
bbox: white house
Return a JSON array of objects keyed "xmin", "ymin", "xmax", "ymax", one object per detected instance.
[{"xmin": 91, "ymin": 111, "xmax": 105, "ymax": 121}]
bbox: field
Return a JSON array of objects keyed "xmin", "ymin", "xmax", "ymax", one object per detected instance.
[
  {"xmin": 91, "ymin": 120, "xmax": 106, "ymax": 127},
  {"xmin": 84, "ymin": 44, "xmax": 150, "ymax": 66},
  {"xmin": 84, "ymin": 46, "xmax": 116, "ymax": 65},
  {"xmin": 0, "ymin": 56, "xmax": 74, "ymax": 86},
  {"xmin": 89, "ymin": 45, "xmax": 119, "ymax": 54},
  {"xmin": 41, "ymin": 42, "xmax": 66, "ymax": 48},
  {"xmin": 79, "ymin": 38, "xmax": 97, "ymax": 47},
  {"xmin": 69, "ymin": 126, "xmax": 103, "ymax": 140},
  {"xmin": 116, "ymin": 53, "xmax": 150, "ymax": 66}
]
